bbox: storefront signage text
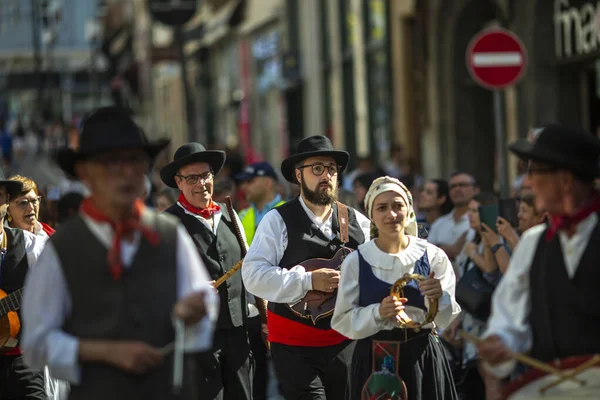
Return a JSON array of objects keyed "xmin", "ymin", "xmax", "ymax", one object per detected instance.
[{"xmin": 555, "ymin": 0, "xmax": 600, "ymax": 60}]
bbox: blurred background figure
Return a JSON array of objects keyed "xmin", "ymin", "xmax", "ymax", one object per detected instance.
[
  {"xmin": 212, "ymin": 176, "xmax": 236, "ymax": 204},
  {"xmin": 154, "ymin": 187, "xmax": 178, "ymax": 212},
  {"xmin": 56, "ymin": 192, "xmax": 84, "ymax": 226}
]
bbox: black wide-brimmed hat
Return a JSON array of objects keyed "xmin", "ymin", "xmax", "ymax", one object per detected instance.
[
  {"xmin": 160, "ymin": 143, "xmax": 226, "ymax": 188},
  {"xmin": 0, "ymin": 166, "xmax": 23, "ymax": 198},
  {"xmin": 509, "ymin": 124, "xmax": 600, "ymax": 180},
  {"xmin": 57, "ymin": 107, "xmax": 170, "ymax": 178},
  {"xmin": 281, "ymin": 135, "xmax": 349, "ymax": 183}
]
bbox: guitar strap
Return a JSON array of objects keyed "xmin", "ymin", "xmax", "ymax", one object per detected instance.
[
  {"xmin": 337, "ymin": 202, "xmax": 349, "ymax": 245},
  {"xmin": 226, "ymin": 196, "xmax": 248, "ymax": 256}
]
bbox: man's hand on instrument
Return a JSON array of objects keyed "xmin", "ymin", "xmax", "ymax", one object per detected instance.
[
  {"xmin": 173, "ymin": 291, "xmax": 207, "ymax": 325},
  {"xmin": 311, "ymin": 268, "xmax": 340, "ymax": 293},
  {"xmin": 379, "ymin": 296, "xmax": 407, "ymax": 320},
  {"xmin": 419, "ymin": 272, "xmax": 442, "ymax": 300},
  {"xmin": 477, "ymin": 334, "xmax": 513, "ymax": 365},
  {"xmin": 108, "ymin": 341, "xmax": 163, "ymax": 374}
]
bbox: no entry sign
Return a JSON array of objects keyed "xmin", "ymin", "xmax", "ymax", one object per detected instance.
[{"xmin": 466, "ymin": 28, "xmax": 527, "ymax": 90}]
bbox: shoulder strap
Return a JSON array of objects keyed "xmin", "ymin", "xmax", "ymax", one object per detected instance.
[
  {"xmin": 337, "ymin": 202, "xmax": 349, "ymax": 244},
  {"xmin": 225, "ymin": 196, "xmax": 247, "ymax": 256}
]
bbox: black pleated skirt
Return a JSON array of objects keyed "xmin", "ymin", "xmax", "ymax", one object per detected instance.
[{"xmin": 351, "ymin": 329, "xmax": 458, "ymax": 400}]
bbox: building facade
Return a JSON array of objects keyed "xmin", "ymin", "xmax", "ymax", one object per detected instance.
[{"xmin": 0, "ymin": 0, "xmax": 109, "ymax": 123}]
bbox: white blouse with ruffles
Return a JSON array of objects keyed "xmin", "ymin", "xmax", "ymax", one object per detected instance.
[{"xmin": 331, "ymin": 237, "xmax": 461, "ymax": 340}]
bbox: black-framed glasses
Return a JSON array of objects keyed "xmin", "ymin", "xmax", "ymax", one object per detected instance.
[
  {"xmin": 449, "ymin": 182, "xmax": 474, "ymax": 190},
  {"xmin": 176, "ymin": 171, "xmax": 213, "ymax": 185},
  {"xmin": 297, "ymin": 163, "xmax": 341, "ymax": 177},
  {"xmin": 15, "ymin": 196, "xmax": 42, "ymax": 209},
  {"xmin": 527, "ymin": 165, "xmax": 557, "ymax": 176}
]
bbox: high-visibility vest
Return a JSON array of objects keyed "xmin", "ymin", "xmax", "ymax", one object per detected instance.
[{"xmin": 240, "ymin": 200, "xmax": 286, "ymax": 245}]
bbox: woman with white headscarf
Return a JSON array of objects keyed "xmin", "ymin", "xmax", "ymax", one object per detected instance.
[{"xmin": 332, "ymin": 176, "xmax": 461, "ymax": 400}]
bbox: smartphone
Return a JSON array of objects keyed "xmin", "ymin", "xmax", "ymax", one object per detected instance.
[
  {"xmin": 498, "ymin": 198, "xmax": 519, "ymax": 227},
  {"xmin": 478, "ymin": 204, "xmax": 499, "ymax": 233}
]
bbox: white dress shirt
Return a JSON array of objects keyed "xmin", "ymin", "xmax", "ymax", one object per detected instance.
[
  {"xmin": 32, "ymin": 221, "xmax": 50, "ymax": 239},
  {"xmin": 242, "ymin": 197, "xmax": 371, "ymax": 304},
  {"xmin": 427, "ymin": 209, "xmax": 470, "ymax": 247},
  {"xmin": 21, "ymin": 214, "xmax": 219, "ymax": 384},
  {"xmin": 483, "ymin": 213, "xmax": 598, "ymax": 378},
  {"xmin": 331, "ymin": 238, "xmax": 460, "ymax": 340}
]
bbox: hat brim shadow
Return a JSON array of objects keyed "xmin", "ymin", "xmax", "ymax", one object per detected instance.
[
  {"xmin": 57, "ymin": 140, "xmax": 170, "ymax": 179},
  {"xmin": 509, "ymin": 139, "xmax": 600, "ymax": 178},
  {"xmin": 281, "ymin": 150, "xmax": 350, "ymax": 183},
  {"xmin": 160, "ymin": 151, "xmax": 226, "ymax": 188}
]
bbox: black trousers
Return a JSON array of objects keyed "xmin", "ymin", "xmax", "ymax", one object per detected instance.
[
  {"xmin": 0, "ymin": 354, "xmax": 46, "ymax": 400},
  {"xmin": 271, "ymin": 340, "xmax": 355, "ymax": 400},
  {"xmin": 247, "ymin": 316, "xmax": 268, "ymax": 400},
  {"xmin": 191, "ymin": 326, "xmax": 254, "ymax": 400}
]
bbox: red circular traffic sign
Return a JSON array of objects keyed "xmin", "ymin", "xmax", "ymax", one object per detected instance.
[{"xmin": 466, "ymin": 28, "xmax": 527, "ymax": 90}]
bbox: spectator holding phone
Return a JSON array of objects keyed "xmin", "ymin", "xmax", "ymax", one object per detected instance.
[{"xmin": 489, "ymin": 192, "xmax": 548, "ymax": 273}]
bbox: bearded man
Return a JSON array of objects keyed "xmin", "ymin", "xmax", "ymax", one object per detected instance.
[{"xmin": 242, "ymin": 135, "xmax": 371, "ymax": 400}]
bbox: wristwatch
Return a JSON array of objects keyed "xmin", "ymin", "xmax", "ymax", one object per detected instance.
[{"xmin": 491, "ymin": 243, "xmax": 503, "ymax": 253}]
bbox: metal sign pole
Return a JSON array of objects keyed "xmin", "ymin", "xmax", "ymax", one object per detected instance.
[{"xmin": 494, "ymin": 90, "xmax": 509, "ymax": 198}]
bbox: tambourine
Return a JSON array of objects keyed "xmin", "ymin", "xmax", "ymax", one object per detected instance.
[{"xmin": 390, "ymin": 274, "xmax": 438, "ymax": 332}]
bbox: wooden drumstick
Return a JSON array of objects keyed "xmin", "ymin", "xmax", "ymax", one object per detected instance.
[
  {"xmin": 539, "ymin": 354, "xmax": 600, "ymax": 393},
  {"xmin": 459, "ymin": 331, "xmax": 585, "ymax": 385}
]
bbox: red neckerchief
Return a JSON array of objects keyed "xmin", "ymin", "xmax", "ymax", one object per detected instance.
[
  {"xmin": 177, "ymin": 192, "xmax": 221, "ymax": 219},
  {"xmin": 546, "ymin": 195, "xmax": 600, "ymax": 241},
  {"xmin": 80, "ymin": 198, "xmax": 160, "ymax": 280},
  {"xmin": 40, "ymin": 222, "xmax": 55, "ymax": 236}
]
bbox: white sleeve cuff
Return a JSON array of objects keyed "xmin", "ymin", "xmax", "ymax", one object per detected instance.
[
  {"xmin": 183, "ymin": 316, "xmax": 215, "ymax": 353},
  {"xmin": 45, "ymin": 331, "xmax": 81, "ymax": 384},
  {"xmin": 304, "ymin": 271, "xmax": 313, "ymax": 291}
]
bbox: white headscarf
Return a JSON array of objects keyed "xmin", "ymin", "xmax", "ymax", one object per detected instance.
[{"xmin": 364, "ymin": 176, "xmax": 418, "ymax": 237}]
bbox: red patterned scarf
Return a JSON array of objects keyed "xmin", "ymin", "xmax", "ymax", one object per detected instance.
[
  {"xmin": 177, "ymin": 192, "xmax": 221, "ymax": 219},
  {"xmin": 546, "ymin": 195, "xmax": 600, "ymax": 241},
  {"xmin": 80, "ymin": 198, "xmax": 160, "ymax": 280}
]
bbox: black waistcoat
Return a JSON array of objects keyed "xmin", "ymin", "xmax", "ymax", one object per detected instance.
[
  {"xmin": 166, "ymin": 203, "xmax": 246, "ymax": 329},
  {"xmin": 52, "ymin": 210, "xmax": 179, "ymax": 400},
  {"xmin": 0, "ymin": 227, "xmax": 28, "ymax": 340},
  {"xmin": 529, "ymin": 219, "xmax": 600, "ymax": 362},
  {"xmin": 269, "ymin": 198, "xmax": 365, "ymax": 329},
  {"xmin": 0, "ymin": 227, "xmax": 28, "ymax": 294}
]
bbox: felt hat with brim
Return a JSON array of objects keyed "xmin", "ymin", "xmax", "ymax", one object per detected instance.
[
  {"xmin": 56, "ymin": 107, "xmax": 170, "ymax": 178},
  {"xmin": 281, "ymin": 135, "xmax": 349, "ymax": 183},
  {"xmin": 0, "ymin": 166, "xmax": 23, "ymax": 198},
  {"xmin": 160, "ymin": 143, "xmax": 226, "ymax": 188},
  {"xmin": 509, "ymin": 124, "xmax": 600, "ymax": 180}
]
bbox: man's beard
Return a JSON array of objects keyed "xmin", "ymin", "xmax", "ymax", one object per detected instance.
[{"xmin": 300, "ymin": 174, "xmax": 338, "ymax": 205}]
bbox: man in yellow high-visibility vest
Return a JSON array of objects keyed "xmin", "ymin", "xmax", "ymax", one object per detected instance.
[
  {"xmin": 235, "ymin": 161, "xmax": 284, "ymax": 400},
  {"xmin": 236, "ymin": 162, "xmax": 286, "ymax": 245}
]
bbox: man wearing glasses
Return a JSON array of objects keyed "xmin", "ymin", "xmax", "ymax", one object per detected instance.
[
  {"xmin": 161, "ymin": 143, "xmax": 253, "ymax": 400},
  {"xmin": 243, "ymin": 135, "xmax": 371, "ymax": 400},
  {"xmin": 477, "ymin": 125, "xmax": 600, "ymax": 391}
]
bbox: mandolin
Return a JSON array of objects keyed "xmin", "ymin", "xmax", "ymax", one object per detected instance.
[
  {"xmin": 0, "ymin": 287, "xmax": 22, "ymax": 349},
  {"xmin": 287, "ymin": 247, "xmax": 353, "ymax": 324}
]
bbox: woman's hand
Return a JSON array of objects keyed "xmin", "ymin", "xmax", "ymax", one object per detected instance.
[
  {"xmin": 480, "ymin": 223, "xmax": 502, "ymax": 247},
  {"xmin": 419, "ymin": 272, "xmax": 443, "ymax": 300},
  {"xmin": 496, "ymin": 217, "xmax": 519, "ymax": 246},
  {"xmin": 464, "ymin": 242, "xmax": 478, "ymax": 258},
  {"xmin": 379, "ymin": 296, "xmax": 406, "ymax": 320}
]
